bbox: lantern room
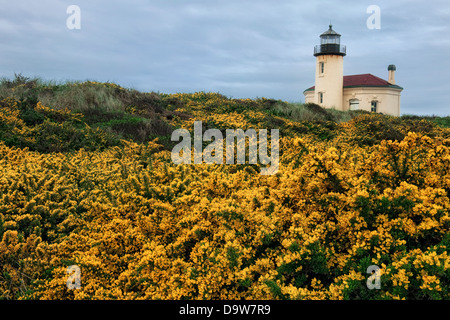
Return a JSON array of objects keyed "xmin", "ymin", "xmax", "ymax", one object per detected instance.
[{"xmin": 314, "ymin": 25, "xmax": 346, "ymax": 56}]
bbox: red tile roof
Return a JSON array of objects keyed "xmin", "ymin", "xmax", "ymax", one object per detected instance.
[
  {"xmin": 304, "ymin": 73, "xmax": 403, "ymax": 91},
  {"xmin": 344, "ymin": 74, "xmax": 391, "ymax": 87}
]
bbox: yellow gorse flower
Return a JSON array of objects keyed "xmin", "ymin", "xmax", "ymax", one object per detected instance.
[{"xmin": 0, "ymin": 95, "xmax": 449, "ymax": 300}]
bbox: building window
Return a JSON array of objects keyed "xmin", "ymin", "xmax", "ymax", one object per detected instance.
[
  {"xmin": 318, "ymin": 92, "xmax": 323, "ymax": 104},
  {"xmin": 371, "ymin": 101, "xmax": 378, "ymax": 113},
  {"xmin": 319, "ymin": 62, "xmax": 324, "ymax": 74},
  {"xmin": 349, "ymin": 99, "xmax": 359, "ymax": 111}
]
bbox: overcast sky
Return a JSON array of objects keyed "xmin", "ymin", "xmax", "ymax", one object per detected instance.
[{"xmin": 1, "ymin": 0, "xmax": 449, "ymax": 115}]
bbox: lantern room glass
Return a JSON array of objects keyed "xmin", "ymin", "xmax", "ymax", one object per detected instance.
[{"xmin": 321, "ymin": 35, "xmax": 340, "ymax": 45}]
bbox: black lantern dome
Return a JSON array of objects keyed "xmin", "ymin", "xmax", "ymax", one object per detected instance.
[{"xmin": 314, "ymin": 25, "xmax": 346, "ymax": 57}]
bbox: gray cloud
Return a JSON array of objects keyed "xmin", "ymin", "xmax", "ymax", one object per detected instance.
[{"xmin": 0, "ymin": 0, "xmax": 449, "ymax": 115}]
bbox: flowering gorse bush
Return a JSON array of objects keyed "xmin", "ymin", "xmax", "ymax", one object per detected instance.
[{"xmin": 0, "ymin": 88, "xmax": 449, "ymax": 300}]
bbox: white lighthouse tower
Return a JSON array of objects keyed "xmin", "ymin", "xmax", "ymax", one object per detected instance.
[{"xmin": 313, "ymin": 25, "xmax": 346, "ymax": 110}]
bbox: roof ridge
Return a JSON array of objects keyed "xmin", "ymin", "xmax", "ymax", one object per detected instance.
[{"xmin": 344, "ymin": 73, "xmax": 383, "ymax": 78}]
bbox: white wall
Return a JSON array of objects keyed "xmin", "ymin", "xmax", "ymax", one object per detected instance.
[
  {"xmin": 343, "ymin": 87, "xmax": 401, "ymax": 116},
  {"xmin": 303, "ymin": 87, "xmax": 401, "ymax": 116},
  {"xmin": 314, "ymin": 55, "xmax": 344, "ymax": 110}
]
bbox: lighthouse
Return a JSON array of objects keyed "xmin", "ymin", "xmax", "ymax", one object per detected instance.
[
  {"xmin": 304, "ymin": 25, "xmax": 403, "ymax": 116},
  {"xmin": 313, "ymin": 24, "xmax": 346, "ymax": 110}
]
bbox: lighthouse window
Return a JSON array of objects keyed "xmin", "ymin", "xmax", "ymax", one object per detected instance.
[
  {"xmin": 371, "ymin": 101, "xmax": 378, "ymax": 113},
  {"xmin": 321, "ymin": 35, "xmax": 340, "ymax": 45},
  {"xmin": 319, "ymin": 92, "xmax": 323, "ymax": 104},
  {"xmin": 319, "ymin": 62, "xmax": 324, "ymax": 74}
]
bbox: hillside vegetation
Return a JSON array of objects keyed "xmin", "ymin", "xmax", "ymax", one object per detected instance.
[{"xmin": 0, "ymin": 75, "xmax": 449, "ymax": 300}]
